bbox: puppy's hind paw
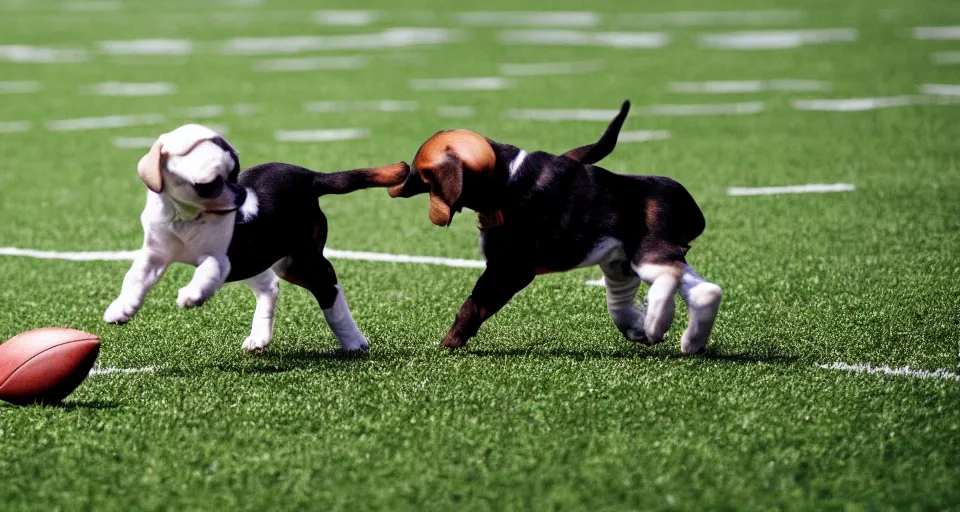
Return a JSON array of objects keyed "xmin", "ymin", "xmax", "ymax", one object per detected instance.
[
  {"xmin": 177, "ymin": 286, "xmax": 208, "ymax": 309},
  {"xmin": 104, "ymin": 300, "xmax": 135, "ymax": 324},
  {"xmin": 242, "ymin": 334, "xmax": 272, "ymax": 353},
  {"xmin": 339, "ymin": 335, "xmax": 369, "ymax": 353}
]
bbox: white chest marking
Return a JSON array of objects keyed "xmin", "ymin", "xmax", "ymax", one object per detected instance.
[{"xmin": 508, "ymin": 150, "xmax": 528, "ymax": 178}]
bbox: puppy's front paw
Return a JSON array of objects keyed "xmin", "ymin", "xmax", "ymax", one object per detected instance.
[
  {"xmin": 104, "ymin": 300, "xmax": 135, "ymax": 324},
  {"xmin": 440, "ymin": 334, "xmax": 467, "ymax": 350},
  {"xmin": 177, "ymin": 286, "xmax": 208, "ymax": 308},
  {"xmin": 339, "ymin": 335, "xmax": 369, "ymax": 353},
  {"xmin": 242, "ymin": 333, "xmax": 272, "ymax": 353}
]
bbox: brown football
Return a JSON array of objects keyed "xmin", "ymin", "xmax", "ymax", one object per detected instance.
[{"xmin": 0, "ymin": 327, "xmax": 100, "ymax": 406}]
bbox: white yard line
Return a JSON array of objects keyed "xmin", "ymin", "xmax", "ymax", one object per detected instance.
[
  {"xmin": 313, "ymin": 10, "xmax": 379, "ymax": 26},
  {"xmin": 505, "ymin": 108, "xmax": 623, "ymax": 121},
  {"xmin": 64, "ymin": 0, "xmax": 122, "ymax": 10},
  {"xmin": 499, "ymin": 30, "xmax": 669, "ymax": 48},
  {"xmin": 112, "ymin": 137, "xmax": 156, "ymax": 149},
  {"xmin": 304, "ymin": 100, "xmax": 417, "ymax": 113},
  {"xmin": 913, "ymin": 26, "xmax": 960, "ymax": 40},
  {"xmin": 98, "ymin": 39, "xmax": 193, "ymax": 55},
  {"xmin": 817, "ymin": 362, "xmax": 960, "ymax": 381},
  {"xmin": 457, "ymin": 11, "xmax": 599, "ymax": 27},
  {"xmin": 88, "ymin": 82, "xmax": 177, "ymax": 96},
  {"xmin": 0, "ymin": 45, "xmax": 88, "ymax": 63},
  {"xmin": 932, "ymin": 51, "xmax": 960, "ymax": 65},
  {"xmin": 410, "ymin": 77, "xmax": 513, "ymax": 91},
  {"xmin": 669, "ymin": 79, "xmax": 830, "ymax": 93},
  {"xmin": 920, "ymin": 84, "xmax": 960, "ymax": 96},
  {"xmin": 619, "ymin": 130, "xmax": 670, "ymax": 143},
  {"xmin": 252, "ymin": 55, "xmax": 368, "ymax": 72},
  {"xmin": 222, "ymin": 28, "xmax": 458, "ymax": 54},
  {"xmin": 0, "ymin": 246, "xmax": 487, "ymax": 268},
  {"xmin": 274, "ymin": 128, "xmax": 369, "ymax": 142},
  {"xmin": 0, "ymin": 80, "xmax": 39, "ymax": 94},
  {"xmin": 0, "ymin": 121, "xmax": 31, "ymax": 133},
  {"xmin": 499, "ymin": 60, "xmax": 604, "ymax": 76},
  {"xmin": 728, "ymin": 183, "xmax": 855, "ymax": 196},
  {"xmin": 639, "ymin": 101, "xmax": 764, "ymax": 116},
  {"xmin": 46, "ymin": 113, "xmax": 166, "ymax": 131},
  {"xmin": 792, "ymin": 96, "xmax": 917, "ymax": 112},
  {"xmin": 623, "ymin": 10, "xmax": 803, "ymax": 27},
  {"xmin": 90, "ymin": 366, "xmax": 156, "ymax": 376},
  {"xmin": 700, "ymin": 28, "xmax": 856, "ymax": 50},
  {"xmin": 437, "ymin": 105, "xmax": 475, "ymax": 118},
  {"xmin": 180, "ymin": 105, "xmax": 225, "ymax": 119}
]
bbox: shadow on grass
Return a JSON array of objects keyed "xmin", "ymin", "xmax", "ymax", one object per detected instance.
[{"xmin": 155, "ymin": 348, "xmax": 370, "ymax": 377}]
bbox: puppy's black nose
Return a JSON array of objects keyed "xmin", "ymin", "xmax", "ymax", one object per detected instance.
[{"xmin": 193, "ymin": 176, "xmax": 224, "ymax": 199}]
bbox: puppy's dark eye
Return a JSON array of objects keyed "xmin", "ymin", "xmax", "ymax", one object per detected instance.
[{"xmin": 193, "ymin": 176, "xmax": 224, "ymax": 199}]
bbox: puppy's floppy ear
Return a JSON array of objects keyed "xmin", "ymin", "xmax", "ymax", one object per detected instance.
[
  {"xmin": 425, "ymin": 158, "xmax": 463, "ymax": 227},
  {"xmin": 137, "ymin": 139, "xmax": 164, "ymax": 193},
  {"xmin": 563, "ymin": 100, "xmax": 630, "ymax": 165},
  {"xmin": 388, "ymin": 166, "xmax": 430, "ymax": 198}
]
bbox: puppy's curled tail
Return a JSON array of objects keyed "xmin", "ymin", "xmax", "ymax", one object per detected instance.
[{"xmin": 313, "ymin": 162, "xmax": 410, "ymax": 196}]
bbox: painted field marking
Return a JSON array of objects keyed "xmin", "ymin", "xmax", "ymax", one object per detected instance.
[
  {"xmin": 90, "ymin": 366, "xmax": 156, "ymax": 376},
  {"xmin": 46, "ymin": 113, "xmax": 166, "ymax": 132},
  {"xmin": 0, "ymin": 80, "xmax": 39, "ymax": 94},
  {"xmin": 728, "ymin": 183, "xmax": 855, "ymax": 196},
  {"xmin": 437, "ymin": 106, "xmax": 475, "ymax": 118},
  {"xmin": 700, "ymin": 28, "xmax": 856, "ymax": 50},
  {"xmin": 313, "ymin": 10, "xmax": 378, "ymax": 26},
  {"xmin": 180, "ymin": 105, "xmax": 225, "ymax": 119},
  {"xmin": 410, "ymin": 77, "xmax": 513, "ymax": 91},
  {"xmin": 499, "ymin": 30, "xmax": 669, "ymax": 48},
  {"xmin": 458, "ymin": 11, "xmax": 599, "ymax": 27},
  {"xmin": 304, "ymin": 100, "xmax": 418, "ymax": 113},
  {"xmin": 913, "ymin": 26, "xmax": 960, "ymax": 40},
  {"xmin": 88, "ymin": 82, "xmax": 177, "ymax": 96},
  {"xmin": 274, "ymin": 128, "xmax": 369, "ymax": 143},
  {"xmin": 98, "ymin": 39, "xmax": 193, "ymax": 55},
  {"xmin": 619, "ymin": 130, "xmax": 670, "ymax": 143},
  {"xmin": 0, "ymin": 121, "xmax": 32, "ymax": 133},
  {"xmin": 112, "ymin": 137, "xmax": 156, "ymax": 149},
  {"xmin": 0, "ymin": 246, "xmax": 486, "ymax": 269},
  {"xmin": 933, "ymin": 52, "xmax": 960, "ymax": 65},
  {"xmin": 920, "ymin": 84, "xmax": 960, "ymax": 96},
  {"xmin": 506, "ymin": 108, "xmax": 623, "ymax": 121},
  {"xmin": 817, "ymin": 362, "xmax": 960, "ymax": 381},
  {"xmin": 624, "ymin": 10, "xmax": 803, "ymax": 27},
  {"xmin": 640, "ymin": 101, "xmax": 764, "ymax": 116},
  {"xmin": 252, "ymin": 55, "xmax": 368, "ymax": 72},
  {"xmin": 222, "ymin": 28, "xmax": 457, "ymax": 54},
  {"xmin": 792, "ymin": 96, "xmax": 919, "ymax": 112},
  {"xmin": 64, "ymin": 0, "xmax": 122, "ymax": 10},
  {"xmin": 499, "ymin": 60, "xmax": 604, "ymax": 76},
  {"xmin": 669, "ymin": 79, "xmax": 831, "ymax": 93},
  {"xmin": 0, "ymin": 45, "xmax": 88, "ymax": 63}
]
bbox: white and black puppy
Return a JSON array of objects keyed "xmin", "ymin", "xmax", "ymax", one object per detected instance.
[
  {"xmin": 389, "ymin": 102, "xmax": 723, "ymax": 354},
  {"xmin": 105, "ymin": 124, "xmax": 409, "ymax": 352}
]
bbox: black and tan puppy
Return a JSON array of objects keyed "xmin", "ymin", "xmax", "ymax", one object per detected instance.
[{"xmin": 389, "ymin": 101, "xmax": 722, "ymax": 354}]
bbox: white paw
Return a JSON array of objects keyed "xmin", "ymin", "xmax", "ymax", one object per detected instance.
[
  {"xmin": 104, "ymin": 300, "xmax": 135, "ymax": 324},
  {"xmin": 242, "ymin": 333, "xmax": 272, "ymax": 352},
  {"xmin": 177, "ymin": 286, "xmax": 207, "ymax": 308},
  {"xmin": 339, "ymin": 335, "xmax": 369, "ymax": 353},
  {"xmin": 681, "ymin": 332, "xmax": 707, "ymax": 355}
]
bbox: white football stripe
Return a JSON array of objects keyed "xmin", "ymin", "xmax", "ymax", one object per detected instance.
[
  {"xmin": 0, "ymin": 45, "xmax": 88, "ymax": 63},
  {"xmin": 313, "ymin": 10, "xmax": 378, "ymax": 26},
  {"xmin": 410, "ymin": 77, "xmax": 513, "ymax": 91},
  {"xmin": 932, "ymin": 51, "xmax": 960, "ymax": 65},
  {"xmin": 46, "ymin": 114, "xmax": 166, "ymax": 132},
  {"xmin": 112, "ymin": 137, "xmax": 156, "ymax": 149},
  {"xmin": 727, "ymin": 183, "xmax": 855, "ymax": 196},
  {"xmin": 817, "ymin": 362, "xmax": 960, "ymax": 381},
  {"xmin": 458, "ymin": 11, "xmax": 599, "ymax": 27},
  {"xmin": 98, "ymin": 39, "xmax": 193, "ymax": 55},
  {"xmin": 274, "ymin": 128, "xmax": 369, "ymax": 142},
  {"xmin": 920, "ymin": 84, "xmax": 960, "ymax": 96},
  {"xmin": 913, "ymin": 26, "xmax": 960, "ymax": 40},
  {"xmin": 89, "ymin": 82, "xmax": 177, "ymax": 96},
  {"xmin": 792, "ymin": 96, "xmax": 917, "ymax": 111},
  {"xmin": 618, "ymin": 130, "xmax": 670, "ymax": 143},
  {"xmin": 505, "ymin": 108, "xmax": 622, "ymax": 121},
  {"xmin": 304, "ymin": 100, "xmax": 418, "ymax": 113},
  {"xmin": 222, "ymin": 28, "xmax": 457, "ymax": 54},
  {"xmin": 700, "ymin": 29, "xmax": 856, "ymax": 49},
  {"xmin": 669, "ymin": 79, "xmax": 830, "ymax": 93},
  {"xmin": 0, "ymin": 80, "xmax": 39, "ymax": 93},
  {"xmin": 624, "ymin": 10, "xmax": 803, "ymax": 27},
  {"xmin": 499, "ymin": 60, "xmax": 604, "ymax": 76},
  {"xmin": 639, "ymin": 101, "xmax": 764, "ymax": 116},
  {"xmin": 90, "ymin": 366, "xmax": 156, "ymax": 376},
  {"xmin": 252, "ymin": 55, "xmax": 368, "ymax": 72},
  {"xmin": 0, "ymin": 121, "xmax": 32, "ymax": 133},
  {"xmin": 499, "ymin": 30, "xmax": 669, "ymax": 48},
  {"xmin": 437, "ymin": 106, "xmax": 475, "ymax": 118}
]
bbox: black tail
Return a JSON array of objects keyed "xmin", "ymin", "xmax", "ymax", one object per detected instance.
[
  {"xmin": 312, "ymin": 162, "xmax": 410, "ymax": 196},
  {"xmin": 562, "ymin": 100, "xmax": 630, "ymax": 165}
]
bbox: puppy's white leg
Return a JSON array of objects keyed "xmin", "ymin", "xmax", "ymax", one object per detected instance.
[
  {"xmin": 241, "ymin": 269, "xmax": 280, "ymax": 352},
  {"xmin": 599, "ymin": 261, "xmax": 649, "ymax": 344},
  {"xmin": 104, "ymin": 251, "xmax": 169, "ymax": 324},
  {"xmin": 634, "ymin": 263, "xmax": 682, "ymax": 344},
  {"xmin": 322, "ymin": 285, "xmax": 369, "ymax": 352},
  {"xmin": 678, "ymin": 264, "xmax": 723, "ymax": 355},
  {"xmin": 177, "ymin": 254, "xmax": 230, "ymax": 308}
]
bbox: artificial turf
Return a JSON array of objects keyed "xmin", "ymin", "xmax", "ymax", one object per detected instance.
[{"xmin": 0, "ymin": 0, "xmax": 958, "ymax": 510}]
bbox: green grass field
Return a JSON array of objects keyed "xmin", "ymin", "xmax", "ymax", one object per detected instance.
[{"xmin": 1, "ymin": 0, "xmax": 959, "ymax": 510}]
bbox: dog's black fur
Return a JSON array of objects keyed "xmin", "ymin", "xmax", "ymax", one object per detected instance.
[{"xmin": 224, "ymin": 162, "xmax": 408, "ymax": 309}]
